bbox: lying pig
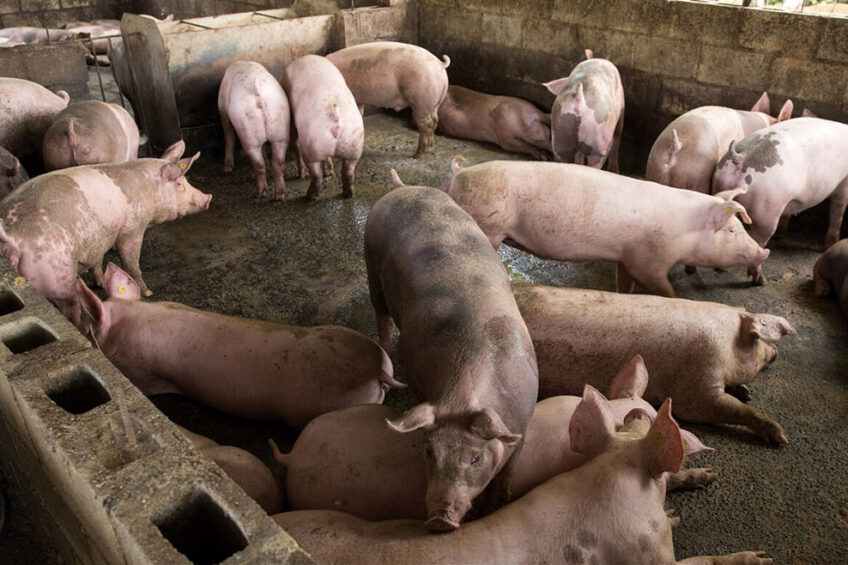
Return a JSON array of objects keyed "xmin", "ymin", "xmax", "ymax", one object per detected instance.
[
  {"xmin": 365, "ymin": 176, "xmax": 538, "ymax": 530},
  {"xmin": 327, "ymin": 41, "xmax": 450, "ymax": 158},
  {"xmin": 0, "ymin": 27, "xmax": 82, "ymax": 44},
  {"xmin": 0, "ymin": 147, "xmax": 28, "ymax": 198},
  {"xmin": 437, "ymin": 85, "xmax": 552, "ymax": 160},
  {"xmin": 0, "ymin": 78, "xmax": 70, "ymax": 159},
  {"xmin": 281, "ymin": 54, "xmax": 363, "ymax": 199},
  {"xmin": 444, "ymin": 159, "xmax": 768, "ymax": 297},
  {"xmin": 713, "ymin": 117, "xmax": 848, "ymax": 284},
  {"xmin": 273, "ymin": 356, "xmax": 714, "ymax": 522},
  {"xmin": 814, "ymin": 238, "xmax": 848, "ymax": 319},
  {"xmin": 77, "ymin": 263, "xmax": 403, "ymax": 429},
  {"xmin": 543, "ymin": 49, "xmax": 624, "ymax": 172},
  {"xmin": 646, "ymin": 92, "xmax": 793, "ymax": 193},
  {"xmin": 0, "ymin": 140, "xmax": 209, "ymax": 324},
  {"xmin": 274, "ymin": 387, "xmax": 771, "ymax": 565},
  {"xmin": 218, "ymin": 61, "xmax": 290, "ymax": 200},
  {"xmin": 42, "ymin": 100, "xmax": 142, "ymax": 171},
  {"xmin": 177, "ymin": 425, "xmax": 284, "ymax": 515},
  {"xmin": 512, "ymin": 281, "xmax": 796, "ymax": 444}
]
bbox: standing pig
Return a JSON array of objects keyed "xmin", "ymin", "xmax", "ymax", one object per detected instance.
[
  {"xmin": 281, "ymin": 54, "xmax": 363, "ymax": 199},
  {"xmin": 437, "ymin": 85, "xmax": 552, "ymax": 160},
  {"xmin": 365, "ymin": 177, "xmax": 538, "ymax": 530},
  {"xmin": 512, "ymin": 281, "xmax": 796, "ymax": 444},
  {"xmin": 0, "ymin": 140, "xmax": 210, "ymax": 324},
  {"xmin": 0, "ymin": 147, "xmax": 28, "ymax": 198},
  {"xmin": 42, "ymin": 100, "xmax": 142, "ymax": 171},
  {"xmin": 712, "ymin": 117, "xmax": 848, "ymax": 284},
  {"xmin": 273, "ymin": 388, "xmax": 771, "ymax": 565},
  {"xmin": 0, "ymin": 77, "xmax": 70, "ymax": 159},
  {"xmin": 326, "ymin": 41, "xmax": 450, "ymax": 158},
  {"xmin": 218, "ymin": 61, "xmax": 291, "ymax": 200},
  {"xmin": 444, "ymin": 159, "xmax": 768, "ymax": 297},
  {"xmin": 543, "ymin": 49, "xmax": 624, "ymax": 172},
  {"xmin": 77, "ymin": 263, "xmax": 403, "ymax": 429},
  {"xmin": 814, "ymin": 238, "xmax": 848, "ymax": 320},
  {"xmin": 272, "ymin": 356, "xmax": 714, "ymax": 522},
  {"xmin": 646, "ymin": 92, "xmax": 793, "ymax": 193}
]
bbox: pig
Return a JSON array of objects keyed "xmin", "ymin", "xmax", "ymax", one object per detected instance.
[
  {"xmin": 0, "ymin": 27, "xmax": 82, "ymax": 44},
  {"xmin": 436, "ymin": 85, "xmax": 552, "ymax": 160},
  {"xmin": 543, "ymin": 49, "xmax": 624, "ymax": 172},
  {"xmin": 712, "ymin": 117, "xmax": 848, "ymax": 285},
  {"xmin": 0, "ymin": 77, "xmax": 70, "ymax": 159},
  {"xmin": 218, "ymin": 61, "xmax": 291, "ymax": 200},
  {"xmin": 273, "ymin": 387, "xmax": 772, "ymax": 565},
  {"xmin": 76, "ymin": 262, "xmax": 404, "ymax": 429},
  {"xmin": 512, "ymin": 281, "xmax": 796, "ymax": 444},
  {"xmin": 281, "ymin": 54, "xmax": 363, "ymax": 199},
  {"xmin": 0, "ymin": 140, "xmax": 210, "ymax": 324},
  {"xmin": 326, "ymin": 41, "xmax": 450, "ymax": 158},
  {"xmin": 364, "ymin": 176, "xmax": 538, "ymax": 530},
  {"xmin": 0, "ymin": 147, "xmax": 28, "ymax": 198},
  {"xmin": 177, "ymin": 425, "xmax": 284, "ymax": 515},
  {"xmin": 443, "ymin": 159, "xmax": 769, "ymax": 297},
  {"xmin": 272, "ymin": 355, "xmax": 715, "ymax": 522},
  {"xmin": 646, "ymin": 92, "xmax": 794, "ymax": 194},
  {"xmin": 42, "ymin": 100, "xmax": 142, "ymax": 171},
  {"xmin": 813, "ymin": 238, "xmax": 848, "ymax": 319}
]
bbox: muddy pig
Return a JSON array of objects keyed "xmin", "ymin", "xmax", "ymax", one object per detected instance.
[
  {"xmin": 273, "ymin": 356, "xmax": 714, "ymax": 521},
  {"xmin": 218, "ymin": 61, "xmax": 291, "ymax": 200},
  {"xmin": 437, "ymin": 85, "xmax": 552, "ymax": 160},
  {"xmin": 444, "ymin": 159, "xmax": 768, "ymax": 297},
  {"xmin": 365, "ymin": 174, "xmax": 538, "ymax": 530},
  {"xmin": 543, "ymin": 49, "xmax": 624, "ymax": 172},
  {"xmin": 274, "ymin": 387, "xmax": 771, "ymax": 565},
  {"xmin": 77, "ymin": 263, "xmax": 403, "ymax": 429},
  {"xmin": 281, "ymin": 54, "xmax": 363, "ymax": 199},
  {"xmin": 512, "ymin": 281, "xmax": 796, "ymax": 444},
  {"xmin": 814, "ymin": 238, "xmax": 848, "ymax": 320},
  {"xmin": 42, "ymin": 100, "xmax": 142, "ymax": 171},
  {"xmin": 0, "ymin": 147, "xmax": 28, "ymax": 198},
  {"xmin": 0, "ymin": 78, "xmax": 70, "ymax": 159},
  {"xmin": 327, "ymin": 41, "xmax": 450, "ymax": 158},
  {"xmin": 0, "ymin": 140, "xmax": 210, "ymax": 324},
  {"xmin": 713, "ymin": 117, "xmax": 848, "ymax": 284}
]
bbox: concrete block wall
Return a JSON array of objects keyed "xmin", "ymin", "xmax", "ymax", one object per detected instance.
[
  {"xmin": 0, "ymin": 0, "xmax": 121, "ymax": 27},
  {"xmin": 0, "ymin": 41, "xmax": 89, "ymax": 99},
  {"xmin": 0, "ymin": 259, "xmax": 312, "ymax": 564},
  {"xmin": 418, "ymin": 0, "xmax": 848, "ymax": 174},
  {"xmin": 131, "ymin": 0, "xmax": 383, "ymax": 20}
]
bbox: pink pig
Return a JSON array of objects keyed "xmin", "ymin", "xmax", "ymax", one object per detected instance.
[
  {"xmin": 76, "ymin": 263, "xmax": 403, "ymax": 430},
  {"xmin": 0, "ymin": 77, "xmax": 70, "ymax": 159},
  {"xmin": 218, "ymin": 61, "xmax": 291, "ymax": 200},
  {"xmin": 0, "ymin": 146, "xmax": 28, "ymax": 198},
  {"xmin": 273, "ymin": 387, "xmax": 772, "ymax": 565},
  {"xmin": 814, "ymin": 238, "xmax": 848, "ymax": 320},
  {"xmin": 543, "ymin": 49, "xmax": 624, "ymax": 172}
]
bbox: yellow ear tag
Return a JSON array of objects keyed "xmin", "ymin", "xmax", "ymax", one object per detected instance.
[
  {"xmin": 653, "ymin": 431, "xmax": 666, "ymax": 445},
  {"xmin": 682, "ymin": 438, "xmax": 689, "ymax": 449},
  {"xmin": 725, "ymin": 205, "xmax": 733, "ymax": 213},
  {"xmin": 118, "ymin": 284, "xmax": 127, "ymax": 295},
  {"xmin": 179, "ymin": 161, "xmax": 187, "ymax": 170}
]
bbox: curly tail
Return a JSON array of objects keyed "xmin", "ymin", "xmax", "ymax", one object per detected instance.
[
  {"xmin": 441, "ymin": 54, "xmax": 450, "ymax": 68},
  {"xmin": 268, "ymin": 438, "xmax": 290, "ymax": 467}
]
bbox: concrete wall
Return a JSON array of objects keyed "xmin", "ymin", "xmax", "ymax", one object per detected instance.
[
  {"xmin": 0, "ymin": 41, "xmax": 89, "ymax": 99},
  {"xmin": 132, "ymin": 0, "xmax": 382, "ymax": 20},
  {"xmin": 418, "ymin": 0, "xmax": 848, "ymax": 174},
  {"xmin": 0, "ymin": 0, "xmax": 121, "ymax": 27}
]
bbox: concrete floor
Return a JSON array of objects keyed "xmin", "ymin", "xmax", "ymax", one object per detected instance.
[{"xmin": 1, "ymin": 111, "xmax": 847, "ymax": 563}]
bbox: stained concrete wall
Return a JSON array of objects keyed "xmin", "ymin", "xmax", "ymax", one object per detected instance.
[
  {"xmin": 0, "ymin": 0, "xmax": 121, "ymax": 27},
  {"xmin": 131, "ymin": 0, "xmax": 382, "ymax": 20},
  {"xmin": 0, "ymin": 40, "xmax": 89, "ymax": 99},
  {"xmin": 418, "ymin": 0, "xmax": 848, "ymax": 174}
]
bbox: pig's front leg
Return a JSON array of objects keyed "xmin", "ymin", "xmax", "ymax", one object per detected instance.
[
  {"xmin": 665, "ymin": 468, "xmax": 717, "ymax": 491},
  {"xmin": 747, "ymin": 208, "xmax": 782, "ymax": 286},
  {"xmin": 618, "ymin": 260, "xmax": 676, "ymax": 297},
  {"xmin": 606, "ymin": 110, "xmax": 624, "ymax": 174},
  {"xmin": 90, "ymin": 260, "xmax": 106, "ymax": 288},
  {"xmin": 115, "ymin": 232, "xmax": 152, "ymax": 297},
  {"xmin": 677, "ymin": 392, "xmax": 787, "ymax": 445},
  {"xmin": 825, "ymin": 179, "xmax": 848, "ymax": 248},
  {"xmin": 678, "ymin": 551, "xmax": 773, "ymax": 565}
]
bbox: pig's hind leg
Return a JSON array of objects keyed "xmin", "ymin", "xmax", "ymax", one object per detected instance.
[
  {"xmin": 676, "ymin": 391, "xmax": 787, "ymax": 445},
  {"xmin": 825, "ymin": 178, "xmax": 848, "ymax": 248},
  {"xmin": 221, "ymin": 111, "xmax": 237, "ymax": 173},
  {"xmin": 412, "ymin": 108, "xmax": 438, "ymax": 159},
  {"xmin": 269, "ymin": 139, "xmax": 287, "ymax": 201},
  {"xmin": 304, "ymin": 160, "xmax": 324, "ymax": 200},
  {"xmin": 244, "ymin": 144, "xmax": 269, "ymax": 200},
  {"xmin": 340, "ymin": 159, "xmax": 356, "ymax": 198},
  {"xmin": 616, "ymin": 261, "xmax": 676, "ymax": 297}
]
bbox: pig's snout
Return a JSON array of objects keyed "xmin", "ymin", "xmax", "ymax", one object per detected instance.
[
  {"xmin": 197, "ymin": 192, "xmax": 212, "ymax": 210},
  {"xmin": 765, "ymin": 343, "xmax": 779, "ymax": 364},
  {"xmin": 425, "ymin": 490, "xmax": 471, "ymax": 532},
  {"xmin": 747, "ymin": 245, "xmax": 769, "ymax": 266},
  {"xmin": 425, "ymin": 511, "xmax": 461, "ymax": 532}
]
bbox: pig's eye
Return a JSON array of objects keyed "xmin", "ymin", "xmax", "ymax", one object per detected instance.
[{"xmin": 470, "ymin": 454, "xmax": 481, "ymax": 465}]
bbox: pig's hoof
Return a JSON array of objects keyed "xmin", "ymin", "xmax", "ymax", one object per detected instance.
[
  {"xmin": 342, "ymin": 190, "xmax": 354, "ymax": 199},
  {"xmin": 425, "ymin": 513, "xmax": 460, "ymax": 532},
  {"xmin": 752, "ymin": 274, "xmax": 767, "ymax": 286},
  {"xmin": 760, "ymin": 423, "xmax": 788, "ymax": 445}
]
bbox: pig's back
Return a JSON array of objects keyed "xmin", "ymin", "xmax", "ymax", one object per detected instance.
[{"xmin": 0, "ymin": 78, "xmax": 68, "ymax": 155}]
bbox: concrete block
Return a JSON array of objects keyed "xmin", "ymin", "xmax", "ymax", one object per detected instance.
[
  {"xmin": 603, "ymin": 0, "xmax": 673, "ymax": 36},
  {"xmin": 481, "ymin": 13, "xmax": 521, "ymax": 48},
  {"xmin": 0, "ymin": 0, "xmax": 19, "ymax": 15},
  {"xmin": 817, "ymin": 16, "xmax": 848, "ymax": 63},
  {"xmin": 551, "ymin": 0, "xmax": 608, "ymax": 26},
  {"xmin": 632, "ymin": 36, "xmax": 700, "ymax": 80},
  {"xmin": 22, "ymin": 0, "xmax": 59, "ymax": 10},
  {"xmin": 696, "ymin": 45, "xmax": 770, "ymax": 91},
  {"xmin": 769, "ymin": 56, "xmax": 848, "ymax": 106},
  {"xmin": 340, "ymin": 5, "xmax": 417, "ymax": 47},
  {"xmin": 658, "ymin": 77, "xmax": 727, "ymax": 117},
  {"xmin": 1, "ymin": 11, "xmax": 42, "ymax": 26},
  {"xmin": 0, "ymin": 49, "xmax": 27, "ymax": 77},
  {"xmin": 420, "ymin": 4, "xmax": 480, "ymax": 47},
  {"xmin": 669, "ymin": 1, "xmax": 742, "ymax": 47},
  {"xmin": 739, "ymin": 9, "xmax": 820, "ymax": 57},
  {"xmin": 521, "ymin": 17, "xmax": 575, "ymax": 56},
  {"xmin": 19, "ymin": 42, "xmax": 89, "ymax": 97},
  {"xmin": 61, "ymin": 0, "xmax": 92, "ymax": 8},
  {"xmin": 461, "ymin": 0, "xmax": 552, "ymax": 20}
]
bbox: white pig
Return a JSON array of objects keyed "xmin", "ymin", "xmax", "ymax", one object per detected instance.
[{"xmin": 0, "ymin": 77, "xmax": 70, "ymax": 159}]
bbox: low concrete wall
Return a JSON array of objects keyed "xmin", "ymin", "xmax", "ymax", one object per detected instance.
[
  {"xmin": 0, "ymin": 40, "xmax": 89, "ymax": 100},
  {"xmin": 418, "ymin": 0, "xmax": 848, "ymax": 174},
  {"xmin": 0, "ymin": 0, "xmax": 120, "ymax": 27}
]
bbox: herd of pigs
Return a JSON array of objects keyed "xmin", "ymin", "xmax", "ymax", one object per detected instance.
[{"xmin": 1, "ymin": 19, "xmax": 848, "ymax": 563}]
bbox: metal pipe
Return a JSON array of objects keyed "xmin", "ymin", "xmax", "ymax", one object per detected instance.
[{"xmin": 90, "ymin": 36, "xmax": 107, "ymax": 102}]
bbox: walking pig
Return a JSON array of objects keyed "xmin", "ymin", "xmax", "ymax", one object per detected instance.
[
  {"xmin": 327, "ymin": 41, "xmax": 450, "ymax": 158},
  {"xmin": 0, "ymin": 77, "xmax": 70, "ymax": 159},
  {"xmin": 543, "ymin": 49, "xmax": 624, "ymax": 172},
  {"xmin": 272, "ymin": 356, "xmax": 714, "ymax": 522},
  {"xmin": 512, "ymin": 281, "xmax": 796, "ymax": 444},
  {"xmin": 365, "ymin": 175, "xmax": 538, "ymax": 530},
  {"xmin": 437, "ymin": 85, "xmax": 552, "ymax": 160},
  {"xmin": 712, "ymin": 117, "xmax": 848, "ymax": 284},
  {"xmin": 0, "ymin": 140, "xmax": 210, "ymax": 324},
  {"xmin": 218, "ymin": 61, "xmax": 290, "ymax": 200},
  {"xmin": 281, "ymin": 54, "xmax": 363, "ymax": 199},
  {"xmin": 42, "ymin": 100, "xmax": 143, "ymax": 171},
  {"xmin": 0, "ymin": 147, "xmax": 28, "ymax": 198},
  {"xmin": 273, "ymin": 387, "xmax": 772, "ymax": 565},
  {"xmin": 77, "ymin": 263, "xmax": 403, "ymax": 430},
  {"xmin": 443, "ymin": 159, "xmax": 769, "ymax": 297},
  {"xmin": 814, "ymin": 238, "xmax": 848, "ymax": 320}
]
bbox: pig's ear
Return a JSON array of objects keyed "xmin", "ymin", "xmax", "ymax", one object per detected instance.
[
  {"xmin": 104, "ymin": 263, "xmax": 141, "ymax": 301},
  {"xmin": 470, "ymin": 408, "xmax": 521, "ymax": 446},
  {"xmin": 708, "ymin": 199, "xmax": 751, "ymax": 230},
  {"xmin": 584, "ymin": 48, "xmax": 594, "ymax": 60},
  {"xmin": 679, "ymin": 428, "xmax": 712, "ymax": 457},
  {"xmin": 160, "ymin": 140, "xmax": 186, "ymax": 162},
  {"xmin": 776, "ymin": 99, "xmax": 793, "ymax": 122},
  {"xmin": 801, "ymin": 107, "xmax": 817, "ymax": 118},
  {"xmin": 750, "ymin": 91, "xmax": 770, "ymax": 114},
  {"xmin": 609, "ymin": 354, "xmax": 649, "ymax": 399},
  {"xmin": 542, "ymin": 77, "xmax": 569, "ymax": 96},
  {"xmin": 386, "ymin": 403, "xmax": 437, "ymax": 433},
  {"xmin": 740, "ymin": 312, "xmax": 796, "ymax": 340},
  {"xmin": 641, "ymin": 399, "xmax": 684, "ymax": 478},
  {"xmin": 569, "ymin": 385, "xmax": 616, "ymax": 457},
  {"xmin": 76, "ymin": 279, "xmax": 108, "ymax": 331},
  {"xmin": 161, "ymin": 152, "xmax": 200, "ymax": 182}
]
